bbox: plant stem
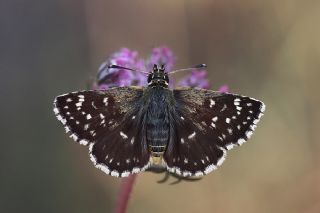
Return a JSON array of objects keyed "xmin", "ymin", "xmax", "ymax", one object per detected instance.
[{"xmin": 114, "ymin": 174, "xmax": 137, "ymax": 213}]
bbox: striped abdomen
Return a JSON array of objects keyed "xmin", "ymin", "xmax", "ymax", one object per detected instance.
[{"xmin": 145, "ymin": 88, "xmax": 170, "ymax": 157}]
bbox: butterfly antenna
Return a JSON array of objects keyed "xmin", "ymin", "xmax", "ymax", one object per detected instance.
[
  {"xmin": 107, "ymin": 64, "xmax": 149, "ymax": 74},
  {"xmin": 169, "ymin": 63, "xmax": 207, "ymax": 75}
]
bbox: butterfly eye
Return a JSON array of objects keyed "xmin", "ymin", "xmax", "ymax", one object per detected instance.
[
  {"xmin": 164, "ymin": 74, "xmax": 169, "ymax": 83},
  {"xmin": 147, "ymin": 74, "xmax": 153, "ymax": 83},
  {"xmin": 153, "ymin": 64, "xmax": 158, "ymax": 72}
]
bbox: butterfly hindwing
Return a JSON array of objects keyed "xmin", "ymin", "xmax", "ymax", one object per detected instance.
[
  {"xmin": 53, "ymin": 87, "xmax": 151, "ymax": 177},
  {"xmin": 164, "ymin": 87, "xmax": 265, "ymax": 176}
]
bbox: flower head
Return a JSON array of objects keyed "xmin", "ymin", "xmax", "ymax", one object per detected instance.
[
  {"xmin": 146, "ymin": 46, "xmax": 175, "ymax": 71},
  {"xmin": 97, "ymin": 46, "xmax": 227, "ymax": 91},
  {"xmin": 218, "ymin": 85, "xmax": 229, "ymax": 93},
  {"xmin": 97, "ymin": 48, "xmax": 146, "ymax": 88},
  {"xmin": 177, "ymin": 69, "xmax": 210, "ymax": 89}
]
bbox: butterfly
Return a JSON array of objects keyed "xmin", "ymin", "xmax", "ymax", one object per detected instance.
[{"xmin": 53, "ymin": 64, "xmax": 265, "ymax": 177}]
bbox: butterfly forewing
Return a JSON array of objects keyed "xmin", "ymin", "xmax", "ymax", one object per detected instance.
[
  {"xmin": 164, "ymin": 88, "xmax": 265, "ymax": 176},
  {"xmin": 53, "ymin": 87, "xmax": 151, "ymax": 177}
]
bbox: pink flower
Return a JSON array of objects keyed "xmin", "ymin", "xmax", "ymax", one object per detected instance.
[
  {"xmin": 177, "ymin": 69, "xmax": 210, "ymax": 89},
  {"xmin": 97, "ymin": 46, "xmax": 227, "ymax": 91},
  {"xmin": 146, "ymin": 46, "xmax": 175, "ymax": 71}
]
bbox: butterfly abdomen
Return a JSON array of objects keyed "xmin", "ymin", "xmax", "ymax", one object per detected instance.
[{"xmin": 145, "ymin": 87, "xmax": 171, "ymax": 157}]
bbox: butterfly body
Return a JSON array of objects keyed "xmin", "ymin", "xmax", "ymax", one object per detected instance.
[
  {"xmin": 145, "ymin": 87, "xmax": 171, "ymax": 157},
  {"xmin": 54, "ymin": 64, "xmax": 265, "ymax": 177}
]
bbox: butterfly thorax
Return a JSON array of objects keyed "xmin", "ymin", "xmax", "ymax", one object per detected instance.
[{"xmin": 144, "ymin": 86, "xmax": 171, "ymax": 164}]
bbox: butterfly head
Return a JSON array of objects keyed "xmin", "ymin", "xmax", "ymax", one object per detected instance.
[{"xmin": 147, "ymin": 64, "xmax": 169, "ymax": 88}]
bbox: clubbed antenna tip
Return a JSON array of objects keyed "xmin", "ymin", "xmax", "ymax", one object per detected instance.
[
  {"xmin": 169, "ymin": 63, "xmax": 207, "ymax": 75},
  {"xmin": 194, "ymin": 64, "xmax": 207, "ymax": 69}
]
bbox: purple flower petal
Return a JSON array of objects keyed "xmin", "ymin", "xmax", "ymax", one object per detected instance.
[
  {"xmin": 98, "ymin": 48, "xmax": 147, "ymax": 88},
  {"xmin": 147, "ymin": 46, "xmax": 175, "ymax": 71},
  {"xmin": 97, "ymin": 46, "xmax": 216, "ymax": 91},
  {"xmin": 177, "ymin": 69, "xmax": 210, "ymax": 89},
  {"xmin": 218, "ymin": 85, "xmax": 229, "ymax": 93}
]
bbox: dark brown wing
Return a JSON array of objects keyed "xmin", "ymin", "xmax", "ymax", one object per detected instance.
[
  {"xmin": 164, "ymin": 87, "xmax": 265, "ymax": 176},
  {"xmin": 53, "ymin": 87, "xmax": 150, "ymax": 177}
]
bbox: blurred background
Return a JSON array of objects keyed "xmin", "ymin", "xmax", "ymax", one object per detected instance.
[{"xmin": 1, "ymin": 0, "xmax": 320, "ymax": 212}]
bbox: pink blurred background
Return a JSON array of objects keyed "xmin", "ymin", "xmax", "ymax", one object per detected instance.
[{"xmin": 1, "ymin": 0, "xmax": 319, "ymax": 212}]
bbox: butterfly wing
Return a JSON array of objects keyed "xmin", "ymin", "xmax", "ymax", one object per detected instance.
[
  {"xmin": 164, "ymin": 87, "xmax": 265, "ymax": 176},
  {"xmin": 53, "ymin": 87, "xmax": 150, "ymax": 177}
]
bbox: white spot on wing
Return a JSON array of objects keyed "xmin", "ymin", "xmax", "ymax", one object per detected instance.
[
  {"xmin": 56, "ymin": 115, "xmax": 66, "ymax": 125},
  {"xmin": 53, "ymin": 107, "xmax": 59, "ymax": 114},
  {"xmin": 236, "ymin": 106, "xmax": 242, "ymax": 111},
  {"xmin": 217, "ymin": 152, "xmax": 226, "ymax": 166},
  {"xmin": 188, "ymin": 131, "xmax": 196, "ymax": 139},
  {"xmin": 111, "ymin": 171, "xmax": 119, "ymax": 177},
  {"xmin": 91, "ymin": 101, "xmax": 97, "ymax": 109},
  {"xmin": 226, "ymin": 143, "xmax": 235, "ymax": 150},
  {"xmin": 84, "ymin": 124, "xmax": 89, "ymax": 130},
  {"xmin": 70, "ymin": 134, "xmax": 78, "ymax": 141},
  {"xmin": 64, "ymin": 126, "xmax": 70, "ymax": 133},
  {"xmin": 103, "ymin": 97, "xmax": 108, "ymax": 106},
  {"xmin": 226, "ymin": 118, "xmax": 231, "ymax": 123},
  {"xmin": 209, "ymin": 99, "xmax": 215, "ymax": 108},
  {"xmin": 221, "ymin": 104, "xmax": 227, "ymax": 112},
  {"xmin": 204, "ymin": 164, "xmax": 217, "ymax": 174},
  {"xmin": 121, "ymin": 171, "xmax": 130, "ymax": 177},
  {"xmin": 86, "ymin": 114, "xmax": 92, "ymax": 120},
  {"xmin": 246, "ymin": 131, "xmax": 253, "ymax": 138},
  {"xmin": 195, "ymin": 171, "xmax": 203, "ymax": 177},
  {"xmin": 132, "ymin": 168, "xmax": 140, "ymax": 173},
  {"xmin": 182, "ymin": 171, "xmax": 192, "ymax": 177},
  {"xmin": 120, "ymin": 131, "xmax": 128, "ymax": 139},
  {"xmin": 184, "ymin": 158, "xmax": 188, "ymax": 164},
  {"xmin": 260, "ymin": 103, "xmax": 266, "ymax": 112},
  {"xmin": 234, "ymin": 98, "xmax": 240, "ymax": 106},
  {"xmin": 79, "ymin": 139, "xmax": 88, "ymax": 145},
  {"xmin": 238, "ymin": 138, "xmax": 246, "ymax": 145}
]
